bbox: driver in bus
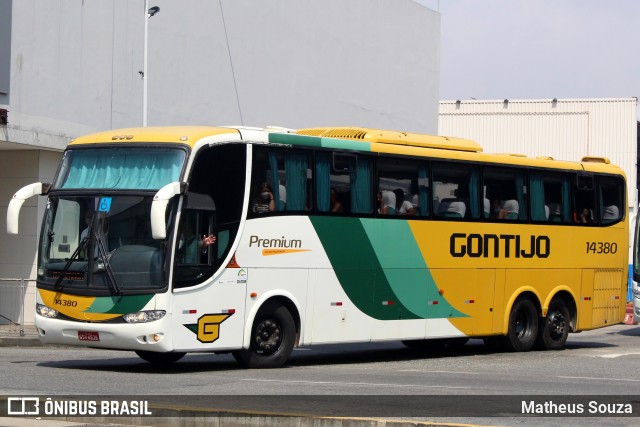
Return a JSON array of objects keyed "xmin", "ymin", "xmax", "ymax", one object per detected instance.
[{"xmin": 178, "ymin": 219, "xmax": 216, "ymax": 264}]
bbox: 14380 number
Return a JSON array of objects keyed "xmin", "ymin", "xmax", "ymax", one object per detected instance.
[{"xmin": 585, "ymin": 242, "xmax": 618, "ymax": 254}]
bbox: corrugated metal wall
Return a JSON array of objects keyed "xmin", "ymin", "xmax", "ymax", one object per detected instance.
[{"xmin": 438, "ymin": 98, "xmax": 638, "ymax": 213}]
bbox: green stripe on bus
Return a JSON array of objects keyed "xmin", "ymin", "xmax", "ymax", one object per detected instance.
[
  {"xmin": 310, "ymin": 216, "xmax": 419, "ymax": 320},
  {"xmin": 86, "ymin": 294, "xmax": 153, "ymax": 314},
  {"xmin": 268, "ymin": 133, "xmax": 371, "ymax": 152},
  {"xmin": 310, "ymin": 216, "xmax": 467, "ymax": 320},
  {"xmin": 359, "ymin": 219, "xmax": 466, "ymax": 319}
]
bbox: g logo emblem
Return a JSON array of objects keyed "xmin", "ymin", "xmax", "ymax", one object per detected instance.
[{"xmin": 197, "ymin": 314, "xmax": 231, "ymax": 343}]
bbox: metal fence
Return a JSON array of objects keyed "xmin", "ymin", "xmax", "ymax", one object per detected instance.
[{"xmin": 0, "ymin": 278, "xmax": 35, "ymax": 337}]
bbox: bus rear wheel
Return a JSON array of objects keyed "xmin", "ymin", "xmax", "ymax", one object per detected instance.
[
  {"xmin": 135, "ymin": 350, "xmax": 186, "ymax": 364},
  {"xmin": 503, "ymin": 297, "xmax": 538, "ymax": 352},
  {"xmin": 233, "ymin": 301, "xmax": 295, "ymax": 369},
  {"xmin": 536, "ymin": 299, "xmax": 570, "ymax": 350}
]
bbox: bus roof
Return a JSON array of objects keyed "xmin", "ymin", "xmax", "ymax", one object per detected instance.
[
  {"xmin": 66, "ymin": 125, "xmax": 625, "ymax": 177},
  {"xmin": 68, "ymin": 126, "xmax": 240, "ymax": 147}
]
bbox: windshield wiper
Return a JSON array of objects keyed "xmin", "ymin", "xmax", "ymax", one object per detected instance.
[
  {"xmin": 53, "ymin": 237, "xmax": 88, "ymax": 291},
  {"xmin": 94, "ymin": 233, "xmax": 121, "ymax": 295}
]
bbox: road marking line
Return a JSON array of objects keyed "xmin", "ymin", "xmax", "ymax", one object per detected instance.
[
  {"xmin": 596, "ymin": 352, "xmax": 640, "ymax": 358},
  {"xmin": 399, "ymin": 370, "xmax": 480, "ymax": 375},
  {"xmin": 558, "ymin": 375, "xmax": 640, "ymax": 382},
  {"xmin": 241, "ymin": 379, "xmax": 470, "ymax": 389}
]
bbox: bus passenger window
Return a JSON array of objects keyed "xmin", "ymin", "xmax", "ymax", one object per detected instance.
[
  {"xmin": 377, "ymin": 158, "xmax": 423, "ymax": 217},
  {"xmin": 251, "ymin": 182, "xmax": 276, "ymax": 214},
  {"xmin": 483, "ymin": 167, "xmax": 526, "ymax": 221},
  {"xmin": 530, "ymin": 171, "xmax": 574, "ymax": 223},
  {"xmin": 433, "ymin": 162, "xmax": 480, "ymax": 219},
  {"xmin": 599, "ymin": 175, "xmax": 624, "ymax": 225},
  {"xmin": 249, "ymin": 147, "xmax": 312, "ymax": 215}
]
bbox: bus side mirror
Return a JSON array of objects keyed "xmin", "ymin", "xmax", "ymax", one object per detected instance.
[
  {"xmin": 151, "ymin": 182, "xmax": 186, "ymax": 240},
  {"xmin": 7, "ymin": 182, "xmax": 50, "ymax": 235}
]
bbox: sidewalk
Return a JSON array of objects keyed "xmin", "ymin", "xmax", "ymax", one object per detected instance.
[{"xmin": 0, "ymin": 323, "xmax": 42, "ymax": 347}]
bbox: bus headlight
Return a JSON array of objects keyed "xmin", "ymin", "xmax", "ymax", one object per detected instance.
[
  {"xmin": 36, "ymin": 303, "xmax": 58, "ymax": 318},
  {"xmin": 123, "ymin": 310, "xmax": 166, "ymax": 323}
]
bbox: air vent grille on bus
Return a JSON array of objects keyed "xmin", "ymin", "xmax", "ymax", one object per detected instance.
[
  {"xmin": 297, "ymin": 128, "xmax": 368, "ymax": 140},
  {"xmin": 295, "ymin": 127, "xmax": 483, "ymax": 152}
]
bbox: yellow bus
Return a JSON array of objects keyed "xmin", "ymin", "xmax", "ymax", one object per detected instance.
[{"xmin": 7, "ymin": 125, "xmax": 628, "ymax": 368}]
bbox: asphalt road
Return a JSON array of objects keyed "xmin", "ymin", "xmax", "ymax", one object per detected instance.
[{"xmin": 1, "ymin": 323, "xmax": 639, "ymax": 426}]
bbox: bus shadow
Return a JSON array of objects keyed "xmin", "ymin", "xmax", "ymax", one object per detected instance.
[
  {"xmin": 38, "ymin": 352, "xmax": 243, "ymax": 374},
  {"xmin": 611, "ymin": 325, "xmax": 640, "ymax": 337},
  {"xmin": 287, "ymin": 338, "xmax": 617, "ymax": 367}
]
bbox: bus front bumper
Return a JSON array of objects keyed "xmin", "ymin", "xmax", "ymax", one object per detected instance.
[{"xmin": 35, "ymin": 314, "xmax": 175, "ymax": 352}]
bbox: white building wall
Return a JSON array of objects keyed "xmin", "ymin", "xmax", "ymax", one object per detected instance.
[
  {"xmin": 0, "ymin": 149, "xmax": 60, "ymax": 325},
  {"xmin": 0, "ymin": 151, "xmax": 40, "ymax": 280},
  {"xmin": 7, "ymin": 0, "xmax": 440, "ymax": 151},
  {"xmin": 439, "ymin": 98, "xmax": 638, "ymax": 213}
]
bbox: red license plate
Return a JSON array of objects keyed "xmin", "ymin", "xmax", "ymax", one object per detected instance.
[{"xmin": 78, "ymin": 331, "xmax": 100, "ymax": 342}]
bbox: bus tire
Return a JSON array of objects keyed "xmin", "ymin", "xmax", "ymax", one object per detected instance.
[
  {"xmin": 233, "ymin": 302, "xmax": 295, "ymax": 369},
  {"xmin": 135, "ymin": 350, "xmax": 186, "ymax": 364},
  {"xmin": 503, "ymin": 297, "xmax": 538, "ymax": 352},
  {"xmin": 536, "ymin": 299, "xmax": 570, "ymax": 350}
]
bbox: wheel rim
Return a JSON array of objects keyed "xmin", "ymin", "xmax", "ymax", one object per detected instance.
[
  {"xmin": 547, "ymin": 310, "xmax": 566, "ymax": 340},
  {"xmin": 253, "ymin": 318, "xmax": 282, "ymax": 355}
]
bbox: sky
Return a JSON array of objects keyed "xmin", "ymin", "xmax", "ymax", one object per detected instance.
[{"xmin": 416, "ymin": 0, "xmax": 640, "ymax": 112}]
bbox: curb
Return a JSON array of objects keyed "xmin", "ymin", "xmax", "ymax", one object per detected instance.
[
  {"xmin": 39, "ymin": 410, "xmax": 466, "ymax": 427},
  {"xmin": 0, "ymin": 336, "xmax": 43, "ymax": 347}
]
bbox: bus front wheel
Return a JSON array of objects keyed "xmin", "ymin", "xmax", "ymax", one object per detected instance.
[
  {"xmin": 135, "ymin": 350, "xmax": 186, "ymax": 364},
  {"xmin": 536, "ymin": 299, "xmax": 570, "ymax": 350},
  {"xmin": 233, "ymin": 302, "xmax": 295, "ymax": 369},
  {"xmin": 503, "ymin": 297, "xmax": 538, "ymax": 352}
]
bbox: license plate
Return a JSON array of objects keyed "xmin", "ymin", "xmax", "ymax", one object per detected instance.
[{"xmin": 78, "ymin": 331, "xmax": 100, "ymax": 342}]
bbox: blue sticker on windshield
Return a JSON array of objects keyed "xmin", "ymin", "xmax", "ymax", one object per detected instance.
[{"xmin": 98, "ymin": 197, "xmax": 112, "ymax": 213}]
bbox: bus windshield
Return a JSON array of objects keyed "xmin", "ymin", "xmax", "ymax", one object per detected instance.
[
  {"xmin": 39, "ymin": 195, "xmax": 173, "ymax": 294},
  {"xmin": 54, "ymin": 147, "xmax": 186, "ymax": 190}
]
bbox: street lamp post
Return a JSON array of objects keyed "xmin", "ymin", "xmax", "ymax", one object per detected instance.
[{"xmin": 142, "ymin": 1, "xmax": 160, "ymax": 127}]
